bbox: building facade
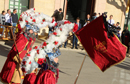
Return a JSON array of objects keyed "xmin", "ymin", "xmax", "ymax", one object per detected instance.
[{"xmin": 0, "ymin": 0, "xmax": 128, "ymax": 35}]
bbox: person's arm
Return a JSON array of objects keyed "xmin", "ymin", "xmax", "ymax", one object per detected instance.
[{"xmin": 5, "ymin": 14, "xmax": 8, "ymax": 22}]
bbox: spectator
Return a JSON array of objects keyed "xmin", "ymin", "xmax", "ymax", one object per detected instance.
[
  {"xmin": 108, "ymin": 15, "xmax": 115, "ymax": 26},
  {"xmin": 57, "ymin": 8, "xmax": 64, "ymax": 21},
  {"xmin": 97, "ymin": 13, "xmax": 100, "ymax": 17},
  {"xmin": 84, "ymin": 20, "xmax": 90, "ymax": 27},
  {"xmin": 72, "ymin": 17, "xmax": 82, "ymax": 49},
  {"xmin": 92, "ymin": 13, "xmax": 97, "ymax": 20},
  {"xmin": 11, "ymin": 9, "xmax": 18, "ymax": 33},
  {"xmin": 5, "ymin": 9, "xmax": 13, "ymax": 39},
  {"xmin": 5, "ymin": 9, "xmax": 12, "ymax": 26},
  {"xmin": 0, "ymin": 11, "xmax": 6, "ymax": 37},
  {"xmin": 85, "ymin": 14, "xmax": 91, "ymax": 23},
  {"xmin": 53, "ymin": 8, "xmax": 64, "ymax": 21},
  {"xmin": 117, "ymin": 27, "xmax": 121, "ymax": 39},
  {"xmin": 52, "ymin": 10, "xmax": 59, "ymax": 21},
  {"xmin": 115, "ymin": 22, "xmax": 121, "ymax": 39},
  {"xmin": 121, "ymin": 25, "xmax": 129, "ymax": 53},
  {"xmin": 48, "ymin": 16, "xmax": 56, "ymax": 36},
  {"xmin": 115, "ymin": 22, "xmax": 120, "ymax": 27}
]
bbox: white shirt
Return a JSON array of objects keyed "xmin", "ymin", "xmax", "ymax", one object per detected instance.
[
  {"xmin": 108, "ymin": 19, "xmax": 115, "ymax": 25},
  {"xmin": 84, "ymin": 22, "xmax": 87, "ymax": 27},
  {"xmin": 5, "ymin": 13, "xmax": 12, "ymax": 24}
]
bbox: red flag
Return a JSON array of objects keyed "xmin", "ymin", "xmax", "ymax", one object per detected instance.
[{"xmin": 75, "ymin": 16, "xmax": 127, "ymax": 72}]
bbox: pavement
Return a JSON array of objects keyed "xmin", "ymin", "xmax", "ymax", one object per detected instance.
[{"xmin": 0, "ymin": 40, "xmax": 130, "ymax": 84}]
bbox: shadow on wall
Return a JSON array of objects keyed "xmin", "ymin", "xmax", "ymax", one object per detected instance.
[
  {"xmin": 106, "ymin": 0, "xmax": 127, "ymax": 14},
  {"xmin": 41, "ymin": 29, "xmax": 46, "ymax": 36}
]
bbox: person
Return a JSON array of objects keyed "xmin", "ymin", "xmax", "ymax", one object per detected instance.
[
  {"xmin": 5, "ymin": 9, "xmax": 13, "ymax": 39},
  {"xmin": 92, "ymin": 13, "xmax": 97, "ymax": 20},
  {"xmin": 35, "ymin": 48, "xmax": 60, "ymax": 84},
  {"xmin": 57, "ymin": 8, "xmax": 64, "ymax": 21},
  {"xmin": 0, "ymin": 11, "xmax": 6, "ymax": 37},
  {"xmin": 11, "ymin": 9, "xmax": 18, "ymax": 34},
  {"xmin": 97, "ymin": 13, "xmax": 100, "ymax": 17},
  {"xmin": 117, "ymin": 27, "xmax": 121, "ymax": 39},
  {"xmin": 5, "ymin": 9, "xmax": 12, "ymax": 25},
  {"xmin": 53, "ymin": 8, "xmax": 64, "ymax": 21},
  {"xmin": 0, "ymin": 24, "xmax": 37, "ymax": 84},
  {"xmin": 72, "ymin": 17, "xmax": 82, "ymax": 49},
  {"xmin": 83, "ymin": 20, "xmax": 90, "ymax": 27},
  {"xmin": 121, "ymin": 25, "xmax": 129, "ymax": 53},
  {"xmin": 85, "ymin": 14, "xmax": 91, "ymax": 23},
  {"xmin": 108, "ymin": 15, "xmax": 115, "ymax": 26},
  {"xmin": 48, "ymin": 16, "xmax": 56, "ymax": 36}
]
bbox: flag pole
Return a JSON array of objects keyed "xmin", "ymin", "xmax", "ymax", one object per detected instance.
[
  {"xmin": 74, "ymin": 55, "xmax": 86, "ymax": 84},
  {"xmin": 10, "ymin": 26, "xmax": 21, "ymax": 64}
]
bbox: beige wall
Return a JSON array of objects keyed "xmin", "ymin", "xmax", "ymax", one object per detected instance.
[
  {"xmin": 0, "ymin": 0, "xmax": 5, "ymax": 13},
  {"xmin": 34, "ymin": 0, "xmax": 55, "ymax": 17},
  {"xmin": 95, "ymin": 0, "xmax": 127, "ymax": 32},
  {"xmin": 34, "ymin": 0, "xmax": 56, "ymax": 35}
]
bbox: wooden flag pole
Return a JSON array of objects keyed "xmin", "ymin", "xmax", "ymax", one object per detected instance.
[
  {"xmin": 10, "ymin": 26, "xmax": 21, "ymax": 64},
  {"xmin": 74, "ymin": 55, "xmax": 86, "ymax": 84}
]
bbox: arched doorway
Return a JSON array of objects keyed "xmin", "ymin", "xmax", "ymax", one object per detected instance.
[
  {"xmin": 64, "ymin": 0, "xmax": 95, "ymax": 25},
  {"xmin": 9, "ymin": 0, "xmax": 34, "ymax": 18}
]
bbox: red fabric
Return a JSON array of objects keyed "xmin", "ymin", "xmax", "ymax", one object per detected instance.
[
  {"xmin": 23, "ymin": 73, "xmax": 36, "ymax": 84},
  {"xmin": 0, "ymin": 34, "xmax": 35, "ymax": 83},
  {"xmin": 35, "ymin": 70, "xmax": 56, "ymax": 84},
  {"xmin": 73, "ymin": 24, "xmax": 78, "ymax": 32},
  {"xmin": 75, "ymin": 16, "xmax": 127, "ymax": 72}
]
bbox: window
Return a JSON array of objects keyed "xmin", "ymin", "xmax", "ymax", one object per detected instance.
[{"xmin": 9, "ymin": 0, "xmax": 29, "ymax": 18}]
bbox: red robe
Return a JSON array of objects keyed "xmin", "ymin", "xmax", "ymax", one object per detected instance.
[
  {"xmin": 23, "ymin": 73, "xmax": 36, "ymax": 84},
  {"xmin": 35, "ymin": 70, "xmax": 56, "ymax": 84},
  {"xmin": 0, "ymin": 32, "xmax": 35, "ymax": 83}
]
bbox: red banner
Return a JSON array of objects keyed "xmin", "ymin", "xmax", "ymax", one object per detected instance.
[{"xmin": 75, "ymin": 16, "xmax": 127, "ymax": 72}]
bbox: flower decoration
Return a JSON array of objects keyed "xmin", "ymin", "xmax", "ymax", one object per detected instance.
[
  {"xmin": 25, "ymin": 20, "xmax": 28, "ymax": 24},
  {"xmin": 37, "ymin": 50, "xmax": 39, "ymax": 54},
  {"xmin": 43, "ymin": 42, "xmax": 47, "ymax": 46},
  {"xmin": 60, "ymin": 28, "xmax": 62, "ymax": 31},
  {"xmin": 30, "ymin": 17, "xmax": 32, "ymax": 19},
  {"xmin": 34, "ymin": 46, "xmax": 38, "ymax": 49},
  {"xmin": 22, "ymin": 68, "xmax": 26, "ymax": 73},
  {"xmin": 64, "ymin": 21, "xmax": 71, "ymax": 24},
  {"xmin": 54, "ymin": 41, "xmax": 58, "ymax": 45},
  {"xmin": 29, "ymin": 61, "xmax": 31, "ymax": 64},
  {"xmin": 19, "ymin": 18, "xmax": 22, "ymax": 21},
  {"xmin": 42, "ymin": 19, "xmax": 45, "ymax": 22},
  {"xmin": 53, "ymin": 32, "xmax": 57, "ymax": 35},
  {"xmin": 55, "ymin": 23, "xmax": 58, "ymax": 26},
  {"xmin": 37, "ymin": 58, "xmax": 44, "ymax": 65},
  {"xmin": 22, "ymin": 61, "xmax": 26, "ymax": 65},
  {"xmin": 32, "ymin": 19, "xmax": 36, "ymax": 22},
  {"xmin": 27, "ymin": 54, "xmax": 31, "ymax": 57},
  {"xmin": 51, "ymin": 19, "xmax": 54, "ymax": 23},
  {"xmin": 33, "ymin": 8, "xmax": 35, "ymax": 10}
]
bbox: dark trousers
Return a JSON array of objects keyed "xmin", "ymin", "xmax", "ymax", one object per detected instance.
[
  {"xmin": 64, "ymin": 40, "xmax": 68, "ymax": 47},
  {"xmin": 72, "ymin": 35, "xmax": 78, "ymax": 48}
]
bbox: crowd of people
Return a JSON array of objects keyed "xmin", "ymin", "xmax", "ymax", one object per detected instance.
[
  {"xmin": 0, "ymin": 8, "xmax": 129, "ymax": 52},
  {"xmin": 0, "ymin": 9, "xmax": 18, "ymax": 39}
]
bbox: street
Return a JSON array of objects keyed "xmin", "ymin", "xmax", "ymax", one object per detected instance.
[{"xmin": 0, "ymin": 40, "xmax": 130, "ymax": 84}]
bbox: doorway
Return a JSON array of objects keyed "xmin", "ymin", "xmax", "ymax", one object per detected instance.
[{"xmin": 65, "ymin": 0, "xmax": 95, "ymax": 25}]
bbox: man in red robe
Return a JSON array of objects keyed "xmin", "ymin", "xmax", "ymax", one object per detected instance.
[{"xmin": 0, "ymin": 24, "xmax": 36, "ymax": 84}]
